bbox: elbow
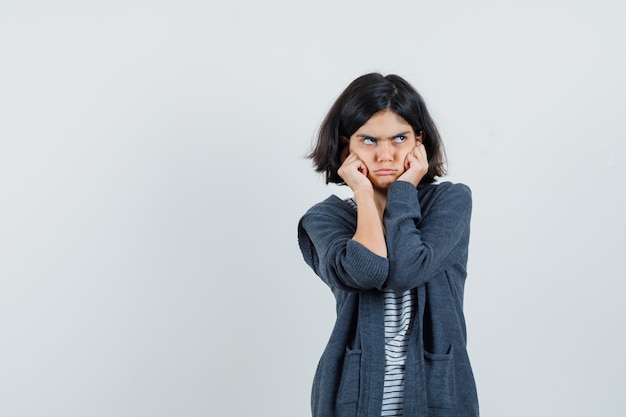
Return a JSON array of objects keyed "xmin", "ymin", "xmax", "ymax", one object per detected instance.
[
  {"xmin": 382, "ymin": 275, "xmax": 424, "ymax": 292},
  {"xmin": 383, "ymin": 261, "xmax": 432, "ymax": 292},
  {"xmin": 321, "ymin": 259, "xmax": 389, "ymax": 292},
  {"xmin": 342, "ymin": 260, "xmax": 389, "ymax": 290}
]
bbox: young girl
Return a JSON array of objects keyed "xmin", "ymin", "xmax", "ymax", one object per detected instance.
[{"xmin": 297, "ymin": 73, "xmax": 479, "ymax": 417}]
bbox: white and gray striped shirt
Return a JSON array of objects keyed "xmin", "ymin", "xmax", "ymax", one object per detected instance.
[{"xmin": 381, "ymin": 289, "xmax": 414, "ymax": 416}]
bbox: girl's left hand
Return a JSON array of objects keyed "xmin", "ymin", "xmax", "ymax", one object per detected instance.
[{"xmin": 398, "ymin": 143, "xmax": 428, "ymax": 186}]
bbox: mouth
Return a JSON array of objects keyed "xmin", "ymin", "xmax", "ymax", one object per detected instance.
[{"xmin": 374, "ymin": 168, "xmax": 397, "ymax": 175}]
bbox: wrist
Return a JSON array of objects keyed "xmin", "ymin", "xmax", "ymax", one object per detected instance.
[{"xmin": 353, "ymin": 187, "xmax": 374, "ymax": 200}]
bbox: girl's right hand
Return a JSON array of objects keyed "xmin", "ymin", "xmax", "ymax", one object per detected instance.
[{"xmin": 338, "ymin": 153, "xmax": 373, "ymax": 194}]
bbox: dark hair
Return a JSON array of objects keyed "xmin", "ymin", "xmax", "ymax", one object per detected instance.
[{"xmin": 308, "ymin": 72, "xmax": 447, "ymax": 185}]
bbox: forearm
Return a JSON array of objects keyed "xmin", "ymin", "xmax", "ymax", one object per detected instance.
[
  {"xmin": 351, "ymin": 190, "xmax": 387, "ymax": 258},
  {"xmin": 383, "ymin": 181, "xmax": 472, "ymax": 291}
]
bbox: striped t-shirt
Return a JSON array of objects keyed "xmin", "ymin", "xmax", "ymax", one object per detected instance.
[{"xmin": 381, "ymin": 289, "xmax": 414, "ymax": 416}]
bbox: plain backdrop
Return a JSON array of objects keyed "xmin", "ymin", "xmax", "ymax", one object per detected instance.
[{"xmin": 1, "ymin": 0, "xmax": 624, "ymax": 416}]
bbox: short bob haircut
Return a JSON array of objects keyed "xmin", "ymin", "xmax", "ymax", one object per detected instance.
[{"xmin": 309, "ymin": 72, "xmax": 447, "ymax": 185}]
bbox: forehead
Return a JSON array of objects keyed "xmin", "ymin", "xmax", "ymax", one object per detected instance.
[{"xmin": 355, "ymin": 109, "xmax": 412, "ymax": 134}]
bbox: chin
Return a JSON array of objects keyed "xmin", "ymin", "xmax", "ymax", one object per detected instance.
[
  {"xmin": 372, "ymin": 180, "xmax": 395, "ymax": 191},
  {"xmin": 369, "ymin": 173, "xmax": 402, "ymax": 190}
]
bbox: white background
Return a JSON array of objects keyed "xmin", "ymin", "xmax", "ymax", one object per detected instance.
[{"xmin": 1, "ymin": 0, "xmax": 624, "ymax": 416}]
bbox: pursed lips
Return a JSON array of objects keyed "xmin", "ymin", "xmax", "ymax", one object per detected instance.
[{"xmin": 374, "ymin": 168, "xmax": 397, "ymax": 175}]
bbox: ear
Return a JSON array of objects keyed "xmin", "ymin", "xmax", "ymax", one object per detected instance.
[
  {"xmin": 339, "ymin": 136, "xmax": 350, "ymax": 162},
  {"xmin": 416, "ymin": 131, "xmax": 424, "ymax": 145}
]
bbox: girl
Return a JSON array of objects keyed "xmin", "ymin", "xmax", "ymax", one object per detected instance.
[{"xmin": 297, "ymin": 73, "xmax": 479, "ymax": 417}]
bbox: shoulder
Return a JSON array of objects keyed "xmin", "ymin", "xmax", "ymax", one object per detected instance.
[
  {"xmin": 421, "ymin": 180, "xmax": 471, "ymax": 194},
  {"xmin": 418, "ymin": 181, "xmax": 472, "ymax": 213},
  {"xmin": 297, "ymin": 195, "xmax": 358, "ymax": 272},
  {"xmin": 299, "ymin": 195, "xmax": 357, "ymax": 229},
  {"xmin": 302, "ymin": 195, "xmax": 353, "ymax": 216},
  {"xmin": 419, "ymin": 181, "xmax": 471, "ymax": 200}
]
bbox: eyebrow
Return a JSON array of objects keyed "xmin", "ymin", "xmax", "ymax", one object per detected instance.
[{"xmin": 355, "ymin": 131, "xmax": 412, "ymax": 140}]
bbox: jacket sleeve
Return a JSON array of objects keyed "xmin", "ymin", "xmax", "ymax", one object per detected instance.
[
  {"xmin": 382, "ymin": 181, "xmax": 472, "ymax": 292},
  {"xmin": 297, "ymin": 199, "xmax": 389, "ymax": 291}
]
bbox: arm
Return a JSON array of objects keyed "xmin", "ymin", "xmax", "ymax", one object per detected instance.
[
  {"xmin": 298, "ymin": 152, "xmax": 391, "ymax": 291},
  {"xmin": 297, "ymin": 199, "xmax": 389, "ymax": 291},
  {"xmin": 351, "ymin": 189, "xmax": 387, "ymax": 258},
  {"xmin": 338, "ymin": 153, "xmax": 387, "ymax": 258},
  {"xmin": 382, "ymin": 181, "xmax": 472, "ymax": 292}
]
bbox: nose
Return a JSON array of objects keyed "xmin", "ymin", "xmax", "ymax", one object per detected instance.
[{"xmin": 376, "ymin": 141, "xmax": 393, "ymax": 162}]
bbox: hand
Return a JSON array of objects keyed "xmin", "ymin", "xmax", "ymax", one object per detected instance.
[
  {"xmin": 338, "ymin": 153, "xmax": 373, "ymax": 194},
  {"xmin": 398, "ymin": 143, "xmax": 428, "ymax": 187}
]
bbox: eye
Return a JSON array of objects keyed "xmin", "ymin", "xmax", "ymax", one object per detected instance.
[
  {"xmin": 362, "ymin": 137, "xmax": 376, "ymax": 145},
  {"xmin": 393, "ymin": 135, "xmax": 406, "ymax": 143}
]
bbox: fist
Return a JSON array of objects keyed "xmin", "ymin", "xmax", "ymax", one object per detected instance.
[{"xmin": 398, "ymin": 143, "xmax": 428, "ymax": 186}]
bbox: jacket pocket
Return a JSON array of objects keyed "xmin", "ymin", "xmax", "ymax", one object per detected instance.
[
  {"xmin": 335, "ymin": 347, "xmax": 362, "ymax": 416},
  {"xmin": 424, "ymin": 346, "xmax": 457, "ymax": 408}
]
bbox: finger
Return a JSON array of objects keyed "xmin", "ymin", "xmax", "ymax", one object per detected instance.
[
  {"xmin": 415, "ymin": 144, "xmax": 427, "ymax": 159},
  {"xmin": 405, "ymin": 152, "xmax": 416, "ymax": 170},
  {"xmin": 342, "ymin": 153, "xmax": 360, "ymax": 169},
  {"xmin": 358, "ymin": 160, "xmax": 368, "ymax": 176},
  {"xmin": 345, "ymin": 153, "xmax": 361, "ymax": 166}
]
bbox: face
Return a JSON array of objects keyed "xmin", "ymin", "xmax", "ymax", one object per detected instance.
[{"xmin": 347, "ymin": 109, "xmax": 421, "ymax": 190}]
